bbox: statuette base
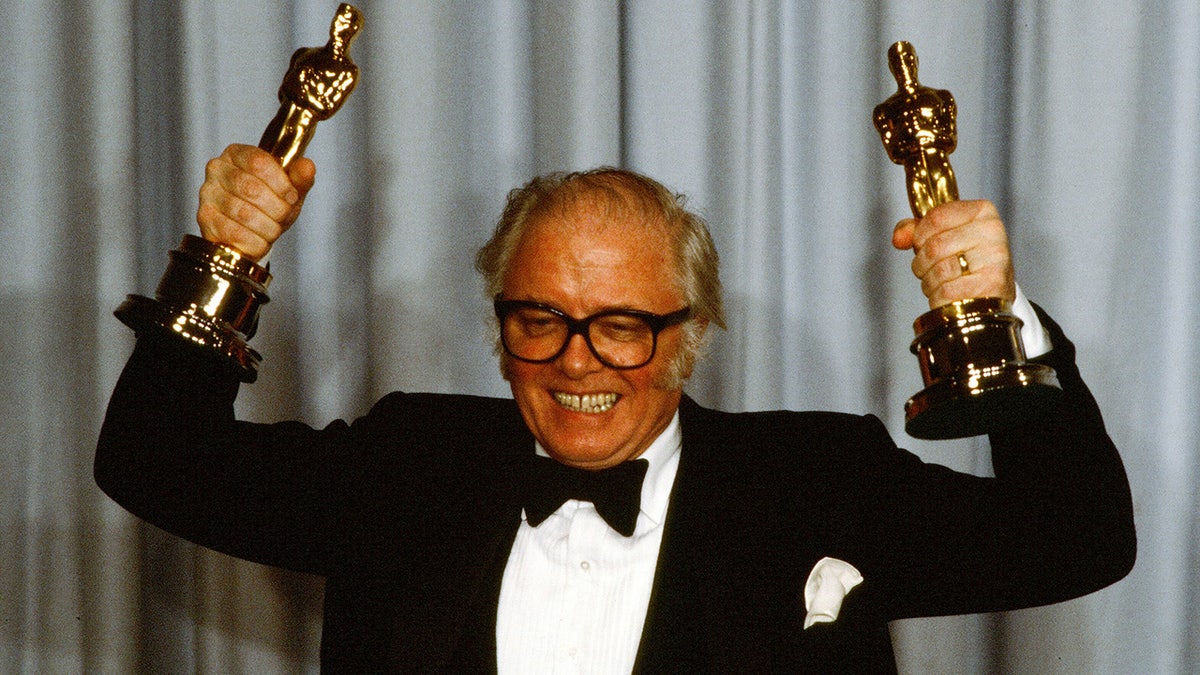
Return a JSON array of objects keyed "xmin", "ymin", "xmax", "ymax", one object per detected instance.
[
  {"xmin": 904, "ymin": 297, "xmax": 1061, "ymax": 439},
  {"xmin": 115, "ymin": 235, "xmax": 270, "ymax": 382}
]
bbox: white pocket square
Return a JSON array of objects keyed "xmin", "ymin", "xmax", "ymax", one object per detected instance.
[{"xmin": 803, "ymin": 556, "xmax": 864, "ymax": 629}]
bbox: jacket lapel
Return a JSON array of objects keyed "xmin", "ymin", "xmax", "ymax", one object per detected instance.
[
  {"xmin": 380, "ymin": 405, "xmax": 533, "ymax": 672},
  {"xmin": 633, "ymin": 397, "xmax": 776, "ymax": 672}
]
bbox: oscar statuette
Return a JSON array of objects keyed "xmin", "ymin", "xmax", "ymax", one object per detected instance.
[
  {"xmin": 873, "ymin": 41, "xmax": 1060, "ymax": 439},
  {"xmin": 116, "ymin": 4, "xmax": 363, "ymax": 382}
]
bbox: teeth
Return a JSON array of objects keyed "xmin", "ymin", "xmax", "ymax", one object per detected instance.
[{"xmin": 553, "ymin": 392, "xmax": 618, "ymax": 413}]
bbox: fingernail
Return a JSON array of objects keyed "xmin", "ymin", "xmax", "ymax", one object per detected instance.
[{"xmin": 285, "ymin": 189, "xmax": 299, "ymax": 205}]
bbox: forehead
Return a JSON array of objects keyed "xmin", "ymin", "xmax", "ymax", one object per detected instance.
[{"xmin": 502, "ymin": 185, "xmax": 682, "ymax": 308}]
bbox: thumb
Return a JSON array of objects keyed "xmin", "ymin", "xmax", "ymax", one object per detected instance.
[
  {"xmin": 287, "ymin": 157, "xmax": 317, "ymax": 201},
  {"xmin": 892, "ymin": 218, "xmax": 917, "ymax": 251}
]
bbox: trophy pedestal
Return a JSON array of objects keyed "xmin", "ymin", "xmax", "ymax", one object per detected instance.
[
  {"xmin": 115, "ymin": 235, "xmax": 271, "ymax": 382},
  {"xmin": 904, "ymin": 297, "xmax": 1060, "ymax": 439}
]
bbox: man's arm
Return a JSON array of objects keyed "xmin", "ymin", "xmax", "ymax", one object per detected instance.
[
  {"xmin": 861, "ymin": 202, "xmax": 1136, "ymax": 614},
  {"xmin": 96, "ymin": 145, "xmax": 341, "ymax": 573},
  {"xmin": 94, "ymin": 331, "xmax": 374, "ymax": 576}
]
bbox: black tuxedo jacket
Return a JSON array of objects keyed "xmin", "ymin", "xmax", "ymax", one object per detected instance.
[{"xmin": 96, "ymin": 311, "xmax": 1134, "ymax": 673}]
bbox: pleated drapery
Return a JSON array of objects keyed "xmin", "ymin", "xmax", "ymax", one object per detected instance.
[{"xmin": 2, "ymin": 1, "xmax": 1194, "ymax": 672}]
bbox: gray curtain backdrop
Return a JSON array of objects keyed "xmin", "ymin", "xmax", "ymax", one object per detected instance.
[{"xmin": 2, "ymin": 1, "xmax": 1193, "ymax": 672}]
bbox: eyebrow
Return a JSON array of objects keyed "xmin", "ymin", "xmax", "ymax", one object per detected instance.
[{"xmin": 501, "ymin": 297, "xmax": 662, "ymax": 318}]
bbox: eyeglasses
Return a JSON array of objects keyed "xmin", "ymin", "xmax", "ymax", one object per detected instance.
[{"xmin": 494, "ymin": 298, "xmax": 692, "ymax": 370}]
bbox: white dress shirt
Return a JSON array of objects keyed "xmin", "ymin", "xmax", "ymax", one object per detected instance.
[{"xmin": 496, "ymin": 413, "xmax": 682, "ymax": 674}]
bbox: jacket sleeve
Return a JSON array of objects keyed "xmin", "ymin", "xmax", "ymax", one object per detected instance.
[
  {"xmin": 94, "ymin": 335, "xmax": 381, "ymax": 576},
  {"xmin": 844, "ymin": 305, "xmax": 1136, "ymax": 619}
]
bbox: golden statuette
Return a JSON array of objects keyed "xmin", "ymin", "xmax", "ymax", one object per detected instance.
[
  {"xmin": 873, "ymin": 41, "xmax": 959, "ymax": 218},
  {"xmin": 873, "ymin": 41, "xmax": 1059, "ymax": 439},
  {"xmin": 116, "ymin": 4, "xmax": 363, "ymax": 381},
  {"xmin": 260, "ymin": 3, "xmax": 363, "ymax": 167}
]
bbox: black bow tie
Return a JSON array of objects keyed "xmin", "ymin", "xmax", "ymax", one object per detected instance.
[{"xmin": 523, "ymin": 456, "xmax": 649, "ymax": 537}]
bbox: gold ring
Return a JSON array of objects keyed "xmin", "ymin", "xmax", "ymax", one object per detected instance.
[{"xmin": 957, "ymin": 252, "xmax": 970, "ymax": 276}]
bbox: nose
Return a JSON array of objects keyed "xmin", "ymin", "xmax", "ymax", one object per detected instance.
[{"xmin": 557, "ymin": 333, "xmax": 604, "ymax": 378}]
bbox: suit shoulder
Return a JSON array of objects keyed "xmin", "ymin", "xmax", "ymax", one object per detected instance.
[
  {"xmin": 678, "ymin": 398, "xmax": 903, "ymax": 484},
  {"xmin": 353, "ymin": 391, "xmax": 523, "ymax": 440},
  {"xmin": 366, "ymin": 391, "xmax": 518, "ymax": 419},
  {"xmin": 681, "ymin": 398, "xmax": 892, "ymax": 450}
]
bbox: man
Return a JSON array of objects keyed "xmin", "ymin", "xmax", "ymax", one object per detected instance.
[{"xmin": 97, "ymin": 144, "xmax": 1135, "ymax": 672}]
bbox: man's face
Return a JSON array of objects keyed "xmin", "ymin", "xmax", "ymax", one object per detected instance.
[{"xmin": 500, "ymin": 198, "xmax": 690, "ymax": 470}]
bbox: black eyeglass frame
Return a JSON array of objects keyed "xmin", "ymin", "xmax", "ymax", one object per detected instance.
[{"xmin": 493, "ymin": 298, "xmax": 693, "ymax": 370}]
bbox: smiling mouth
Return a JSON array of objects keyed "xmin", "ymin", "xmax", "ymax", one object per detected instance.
[{"xmin": 553, "ymin": 392, "xmax": 619, "ymax": 413}]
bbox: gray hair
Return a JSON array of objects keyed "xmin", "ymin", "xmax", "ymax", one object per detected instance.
[{"xmin": 476, "ymin": 168, "xmax": 725, "ymax": 385}]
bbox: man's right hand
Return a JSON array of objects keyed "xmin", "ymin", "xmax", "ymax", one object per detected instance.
[{"xmin": 196, "ymin": 144, "xmax": 316, "ymax": 261}]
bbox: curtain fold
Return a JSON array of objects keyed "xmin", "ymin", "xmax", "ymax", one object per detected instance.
[{"xmin": 2, "ymin": 1, "xmax": 1189, "ymax": 672}]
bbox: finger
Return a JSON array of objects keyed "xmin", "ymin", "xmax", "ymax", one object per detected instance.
[
  {"xmin": 200, "ymin": 156, "xmax": 292, "ymax": 231},
  {"xmin": 892, "ymin": 218, "xmax": 918, "ymax": 251},
  {"xmin": 214, "ymin": 147, "xmax": 300, "ymax": 225},
  {"xmin": 197, "ymin": 163, "xmax": 289, "ymax": 258},
  {"xmin": 923, "ymin": 267, "xmax": 1015, "ymax": 308},
  {"xmin": 910, "ymin": 199, "xmax": 997, "ymax": 251},
  {"xmin": 910, "ymin": 207, "xmax": 1006, "ymax": 280},
  {"xmin": 196, "ymin": 183, "xmax": 285, "ymax": 257},
  {"xmin": 198, "ymin": 160, "xmax": 281, "ymax": 231},
  {"xmin": 227, "ymin": 144, "xmax": 301, "ymax": 206},
  {"xmin": 918, "ymin": 245, "xmax": 1016, "ymax": 307},
  {"xmin": 906, "ymin": 199, "xmax": 1016, "ymax": 308},
  {"xmin": 196, "ymin": 197, "xmax": 276, "ymax": 260},
  {"xmin": 916, "ymin": 246, "xmax": 1006, "ymax": 294},
  {"xmin": 910, "ymin": 223, "xmax": 1003, "ymax": 280},
  {"xmin": 286, "ymin": 157, "xmax": 317, "ymax": 197}
]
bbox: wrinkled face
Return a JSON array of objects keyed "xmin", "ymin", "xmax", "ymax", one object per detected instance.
[{"xmin": 500, "ymin": 198, "xmax": 690, "ymax": 470}]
